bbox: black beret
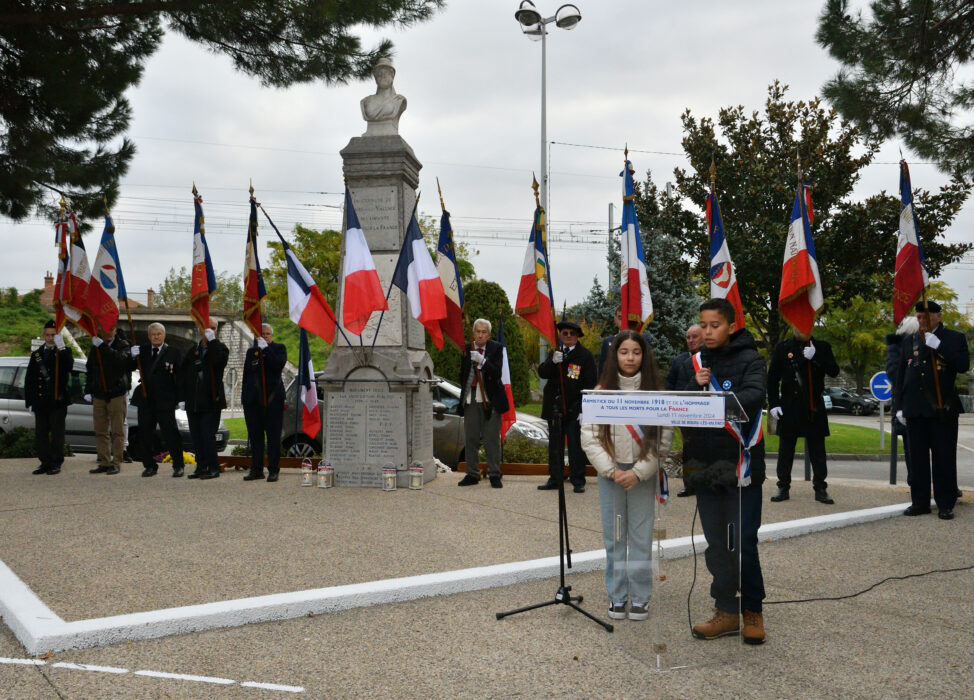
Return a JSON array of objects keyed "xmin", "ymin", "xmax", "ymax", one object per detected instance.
[
  {"xmin": 556, "ymin": 320, "xmax": 583, "ymax": 338},
  {"xmin": 914, "ymin": 300, "xmax": 941, "ymax": 313},
  {"xmin": 44, "ymin": 320, "xmax": 56, "ymax": 330}
]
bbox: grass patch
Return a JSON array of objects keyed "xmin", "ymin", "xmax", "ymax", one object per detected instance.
[
  {"xmin": 224, "ymin": 416, "xmax": 248, "ymax": 441},
  {"xmin": 517, "ymin": 402, "xmax": 542, "ymax": 417},
  {"xmin": 669, "ymin": 417, "xmax": 889, "ymax": 455}
]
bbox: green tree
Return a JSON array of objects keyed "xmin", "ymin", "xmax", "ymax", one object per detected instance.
[
  {"xmin": 674, "ymin": 82, "xmax": 971, "ymax": 350},
  {"xmin": 0, "ymin": 1, "xmax": 444, "ymax": 224},
  {"xmin": 427, "ymin": 279, "xmax": 531, "ymax": 407},
  {"xmin": 0, "ymin": 289, "xmax": 51, "ymax": 356},
  {"xmin": 817, "ymin": 0, "xmax": 974, "ymax": 178},
  {"xmin": 264, "ymin": 224, "xmax": 343, "ymax": 318},
  {"xmin": 155, "ymin": 266, "xmax": 242, "ymax": 314},
  {"xmin": 817, "ymin": 295, "xmax": 890, "ymax": 392}
]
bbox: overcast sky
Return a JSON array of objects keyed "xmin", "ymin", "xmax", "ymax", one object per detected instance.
[{"xmin": 3, "ymin": 0, "xmax": 972, "ymax": 313}]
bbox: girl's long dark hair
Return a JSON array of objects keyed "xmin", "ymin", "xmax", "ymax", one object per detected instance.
[{"xmin": 595, "ymin": 330, "xmax": 662, "ymax": 460}]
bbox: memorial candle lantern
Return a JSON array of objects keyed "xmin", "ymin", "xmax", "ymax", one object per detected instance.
[
  {"xmin": 382, "ymin": 465, "xmax": 397, "ymax": 491},
  {"xmin": 408, "ymin": 463, "xmax": 424, "ymax": 490},
  {"xmin": 317, "ymin": 461, "xmax": 334, "ymax": 489},
  {"xmin": 301, "ymin": 458, "xmax": 314, "ymax": 487}
]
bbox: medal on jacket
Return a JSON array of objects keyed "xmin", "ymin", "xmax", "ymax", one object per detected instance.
[{"xmin": 567, "ymin": 363, "xmax": 580, "ymax": 380}]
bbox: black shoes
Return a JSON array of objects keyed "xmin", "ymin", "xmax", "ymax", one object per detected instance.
[
  {"xmin": 105, "ymin": 466, "xmax": 120, "ymax": 475},
  {"xmin": 199, "ymin": 469, "xmax": 220, "ymax": 480},
  {"xmin": 122, "ymin": 450, "xmax": 133, "ymax": 463},
  {"xmin": 243, "ymin": 471, "xmax": 265, "ymax": 481},
  {"xmin": 90, "ymin": 465, "xmax": 110, "ymax": 474},
  {"xmin": 172, "ymin": 467, "xmax": 184, "ymax": 478},
  {"xmin": 141, "ymin": 467, "xmax": 157, "ymax": 477},
  {"xmin": 187, "ymin": 470, "xmax": 205, "ymax": 479},
  {"xmin": 938, "ymin": 508, "xmax": 955, "ymax": 520},
  {"xmin": 32, "ymin": 465, "xmax": 48, "ymax": 475},
  {"xmin": 537, "ymin": 479, "xmax": 558, "ymax": 490},
  {"xmin": 266, "ymin": 471, "xmax": 279, "ymax": 482},
  {"xmin": 458, "ymin": 474, "xmax": 480, "ymax": 487},
  {"xmin": 573, "ymin": 483, "xmax": 585, "ymax": 494},
  {"xmin": 677, "ymin": 487, "xmax": 695, "ymax": 497},
  {"xmin": 903, "ymin": 505, "xmax": 931, "ymax": 516},
  {"xmin": 489, "ymin": 476, "xmax": 503, "ymax": 488},
  {"xmin": 770, "ymin": 488, "xmax": 790, "ymax": 502},
  {"xmin": 814, "ymin": 489, "xmax": 835, "ymax": 505},
  {"xmin": 47, "ymin": 467, "xmax": 61, "ymax": 475}
]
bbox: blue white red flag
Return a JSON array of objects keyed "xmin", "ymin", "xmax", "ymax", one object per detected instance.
[
  {"xmin": 297, "ymin": 329, "xmax": 321, "ymax": 440},
  {"xmin": 54, "ymin": 210, "xmax": 98, "ymax": 336},
  {"xmin": 436, "ymin": 207, "xmax": 465, "ymax": 351},
  {"xmin": 893, "ymin": 161, "xmax": 929, "ymax": 324},
  {"xmin": 86, "ymin": 212, "xmax": 123, "ymax": 333},
  {"xmin": 620, "ymin": 159, "xmax": 653, "ymax": 331},
  {"xmin": 341, "ymin": 189, "xmax": 388, "ymax": 335},
  {"xmin": 705, "ymin": 191, "xmax": 745, "ymax": 329},
  {"xmin": 392, "ymin": 203, "xmax": 448, "ymax": 349},
  {"xmin": 515, "ymin": 205, "xmax": 556, "ymax": 347},
  {"xmin": 243, "ymin": 192, "xmax": 267, "ymax": 337},
  {"xmin": 497, "ymin": 315, "xmax": 517, "ymax": 442},
  {"xmin": 190, "ymin": 187, "xmax": 218, "ymax": 332},
  {"xmin": 272, "ymin": 227, "xmax": 337, "ymax": 343},
  {"xmin": 778, "ymin": 181, "xmax": 823, "ymax": 336}
]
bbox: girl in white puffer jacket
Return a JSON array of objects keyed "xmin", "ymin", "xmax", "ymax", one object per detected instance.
[{"xmin": 581, "ymin": 330, "xmax": 672, "ymax": 621}]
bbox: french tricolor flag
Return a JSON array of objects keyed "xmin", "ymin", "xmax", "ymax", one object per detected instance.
[
  {"xmin": 620, "ymin": 158, "xmax": 653, "ymax": 330},
  {"xmin": 893, "ymin": 160, "xmax": 929, "ymax": 324},
  {"xmin": 85, "ymin": 212, "xmax": 122, "ymax": 333},
  {"xmin": 242, "ymin": 193, "xmax": 267, "ymax": 337},
  {"xmin": 278, "ymin": 233, "xmax": 336, "ymax": 344},
  {"xmin": 190, "ymin": 187, "xmax": 218, "ymax": 332},
  {"xmin": 55, "ymin": 210, "xmax": 98, "ymax": 336},
  {"xmin": 497, "ymin": 316, "xmax": 517, "ymax": 442},
  {"xmin": 436, "ymin": 208, "xmax": 465, "ymax": 351},
  {"xmin": 778, "ymin": 181, "xmax": 823, "ymax": 337},
  {"xmin": 705, "ymin": 191, "xmax": 745, "ymax": 329},
  {"xmin": 392, "ymin": 203, "xmax": 448, "ymax": 349},
  {"xmin": 341, "ymin": 189, "xmax": 387, "ymax": 335},
  {"xmin": 297, "ymin": 329, "xmax": 321, "ymax": 440}
]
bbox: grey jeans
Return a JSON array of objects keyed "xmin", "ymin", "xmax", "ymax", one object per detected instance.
[
  {"xmin": 598, "ymin": 463, "xmax": 655, "ymax": 604},
  {"xmin": 463, "ymin": 402, "xmax": 502, "ymax": 478}
]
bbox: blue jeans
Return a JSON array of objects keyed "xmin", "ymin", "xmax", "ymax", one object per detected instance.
[{"xmin": 598, "ymin": 463, "xmax": 655, "ymax": 603}]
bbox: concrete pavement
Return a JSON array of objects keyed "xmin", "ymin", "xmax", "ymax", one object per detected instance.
[{"xmin": 1, "ymin": 456, "xmax": 972, "ymax": 698}]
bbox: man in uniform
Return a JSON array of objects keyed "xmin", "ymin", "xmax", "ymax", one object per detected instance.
[
  {"xmin": 538, "ymin": 319, "xmax": 597, "ymax": 493},
  {"xmin": 767, "ymin": 331, "xmax": 840, "ymax": 504},
  {"xmin": 128, "ymin": 321, "xmax": 184, "ymax": 477},
  {"xmin": 457, "ymin": 318, "xmax": 509, "ymax": 488},
  {"xmin": 242, "ymin": 323, "xmax": 287, "ymax": 482},
  {"xmin": 181, "ymin": 320, "xmax": 229, "ymax": 480},
  {"xmin": 24, "ymin": 320, "xmax": 73, "ymax": 475},
  {"xmin": 893, "ymin": 301, "xmax": 970, "ymax": 520},
  {"xmin": 666, "ymin": 323, "xmax": 704, "ymax": 497},
  {"xmin": 84, "ymin": 326, "xmax": 130, "ymax": 475}
]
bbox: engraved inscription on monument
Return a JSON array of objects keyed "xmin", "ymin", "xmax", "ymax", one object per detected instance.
[
  {"xmin": 326, "ymin": 382, "xmax": 407, "ymax": 487},
  {"xmin": 412, "ymin": 386, "xmax": 433, "ymax": 463},
  {"xmin": 350, "ymin": 186, "xmax": 402, "ymax": 250}
]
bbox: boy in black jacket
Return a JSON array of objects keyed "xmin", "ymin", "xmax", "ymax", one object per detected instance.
[{"xmin": 675, "ymin": 298, "xmax": 768, "ymax": 645}]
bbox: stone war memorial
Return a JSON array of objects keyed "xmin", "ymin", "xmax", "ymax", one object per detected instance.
[{"xmin": 322, "ymin": 58, "xmax": 435, "ymax": 488}]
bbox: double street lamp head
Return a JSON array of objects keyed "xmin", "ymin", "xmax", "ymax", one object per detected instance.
[{"xmin": 515, "ymin": 2, "xmax": 582, "ymax": 36}]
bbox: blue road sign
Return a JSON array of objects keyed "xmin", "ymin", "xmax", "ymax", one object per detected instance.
[{"xmin": 869, "ymin": 371, "xmax": 892, "ymax": 402}]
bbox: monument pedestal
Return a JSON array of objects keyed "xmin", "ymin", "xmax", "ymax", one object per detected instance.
[{"xmin": 322, "ymin": 134, "xmax": 435, "ymax": 487}]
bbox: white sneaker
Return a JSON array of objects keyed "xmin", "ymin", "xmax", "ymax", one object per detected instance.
[
  {"xmin": 628, "ymin": 602, "xmax": 649, "ymax": 621},
  {"xmin": 608, "ymin": 602, "xmax": 627, "ymax": 620}
]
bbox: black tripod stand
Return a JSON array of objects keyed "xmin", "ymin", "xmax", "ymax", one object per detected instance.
[{"xmin": 496, "ymin": 384, "xmax": 613, "ymax": 632}]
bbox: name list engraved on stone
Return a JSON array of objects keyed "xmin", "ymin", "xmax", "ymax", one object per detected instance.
[
  {"xmin": 351, "ymin": 186, "xmax": 400, "ymax": 250},
  {"xmin": 326, "ymin": 383, "xmax": 407, "ymax": 487},
  {"xmin": 413, "ymin": 388, "xmax": 433, "ymax": 461}
]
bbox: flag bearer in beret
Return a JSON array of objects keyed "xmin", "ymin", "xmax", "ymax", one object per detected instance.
[
  {"xmin": 25, "ymin": 320, "xmax": 73, "ymax": 475},
  {"xmin": 181, "ymin": 320, "xmax": 229, "ymax": 480}
]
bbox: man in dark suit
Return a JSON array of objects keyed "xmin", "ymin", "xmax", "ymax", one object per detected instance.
[
  {"xmin": 242, "ymin": 323, "xmax": 287, "ymax": 483},
  {"xmin": 84, "ymin": 325, "xmax": 130, "ymax": 475},
  {"xmin": 127, "ymin": 321, "xmax": 184, "ymax": 477},
  {"xmin": 893, "ymin": 301, "xmax": 970, "ymax": 520},
  {"xmin": 181, "ymin": 320, "xmax": 229, "ymax": 480},
  {"xmin": 538, "ymin": 319, "xmax": 597, "ymax": 493},
  {"xmin": 665, "ymin": 323, "xmax": 703, "ymax": 497},
  {"xmin": 457, "ymin": 318, "xmax": 510, "ymax": 488},
  {"xmin": 767, "ymin": 332, "xmax": 840, "ymax": 504},
  {"xmin": 25, "ymin": 320, "xmax": 73, "ymax": 475}
]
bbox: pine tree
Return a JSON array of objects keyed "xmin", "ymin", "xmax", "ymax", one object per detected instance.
[
  {"xmin": 0, "ymin": 1, "xmax": 444, "ymax": 224},
  {"xmin": 817, "ymin": 0, "xmax": 974, "ymax": 178}
]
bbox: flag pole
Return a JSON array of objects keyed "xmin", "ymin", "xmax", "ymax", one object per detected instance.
[
  {"xmin": 796, "ymin": 153, "xmax": 816, "ymax": 414},
  {"xmin": 250, "ymin": 181, "xmax": 268, "ymax": 408},
  {"xmin": 371, "ymin": 193, "xmax": 420, "ymax": 352},
  {"xmin": 54, "ymin": 195, "xmax": 67, "ymax": 402},
  {"xmin": 533, "ymin": 176, "xmax": 567, "ymax": 419}
]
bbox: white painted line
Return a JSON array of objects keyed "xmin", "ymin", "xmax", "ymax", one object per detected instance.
[
  {"xmin": 957, "ymin": 442, "xmax": 974, "ymax": 453},
  {"xmin": 52, "ymin": 661, "xmax": 128, "ymax": 674},
  {"xmin": 0, "ymin": 501, "xmax": 912, "ymax": 654},
  {"xmin": 134, "ymin": 669, "xmax": 235, "ymax": 684},
  {"xmin": 240, "ymin": 681, "xmax": 306, "ymax": 693},
  {"xmin": 0, "ymin": 656, "xmax": 46, "ymax": 666}
]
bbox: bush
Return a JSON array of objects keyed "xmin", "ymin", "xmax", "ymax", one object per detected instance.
[
  {"xmin": 501, "ymin": 435, "xmax": 548, "ymax": 464},
  {"xmin": 0, "ymin": 427, "xmax": 72, "ymax": 458},
  {"xmin": 231, "ymin": 442, "xmax": 252, "ymax": 456}
]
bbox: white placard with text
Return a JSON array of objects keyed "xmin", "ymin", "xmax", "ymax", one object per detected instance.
[{"xmin": 581, "ymin": 390, "xmax": 727, "ymax": 427}]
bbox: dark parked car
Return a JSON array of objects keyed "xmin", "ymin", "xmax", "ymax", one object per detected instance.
[
  {"xmin": 824, "ymin": 386, "xmax": 876, "ymax": 415},
  {"xmin": 280, "ymin": 374, "xmax": 548, "ymax": 468},
  {"xmin": 0, "ymin": 356, "xmax": 229, "ymax": 460}
]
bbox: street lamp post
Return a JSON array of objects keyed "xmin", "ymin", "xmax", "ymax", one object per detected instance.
[{"xmin": 514, "ymin": 2, "xmax": 581, "ymax": 218}]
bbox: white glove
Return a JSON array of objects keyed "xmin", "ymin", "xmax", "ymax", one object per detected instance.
[
  {"xmin": 896, "ymin": 410, "xmax": 906, "ymax": 426},
  {"xmin": 204, "ymin": 328, "xmax": 216, "ymax": 342},
  {"xmin": 552, "ymin": 350, "xmax": 564, "ymax": 364},
  {"xmin": 257, "ymin": 338, "xmax": 269, "ymax": 350},
  {"xmin": 53, "ymin": 333, "xmax": 65, "ymax": 350},
  {"xmin": 924, "ymin": 333, "xmax": 940, "ymax": 350},
  {"xmin": 770, "ymin": 406, "xmax": 783, "ymax": 419},
  {"xmin": 803, "ymin": 344, "xmax": 816, "ymax": 360},
  {"xmin": 83, "ymin": 394, "xmax": 92, "ymax": 403},
  {"xmin": 177, "ymin": 401, "xmax": 185, "ymax": 411},
  {"xmin": 469, "ymin": 350, "xmax": 484, "ymax": 365},
  {"xmin": 91, "ymin": 337, "xmax": 103, "ymax": 347},
  {"xmin": 130, "ymin": 345, "xmax": 140, "ymax": 357}
]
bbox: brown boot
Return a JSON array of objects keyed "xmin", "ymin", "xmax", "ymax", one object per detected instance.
[
  {"xmin": 692, "ymin": 608, "xmax": 740, "ymax": 640},
  {"xmin": 742, "ymin": 610, "xmax": 765, "ymax": 645}
]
